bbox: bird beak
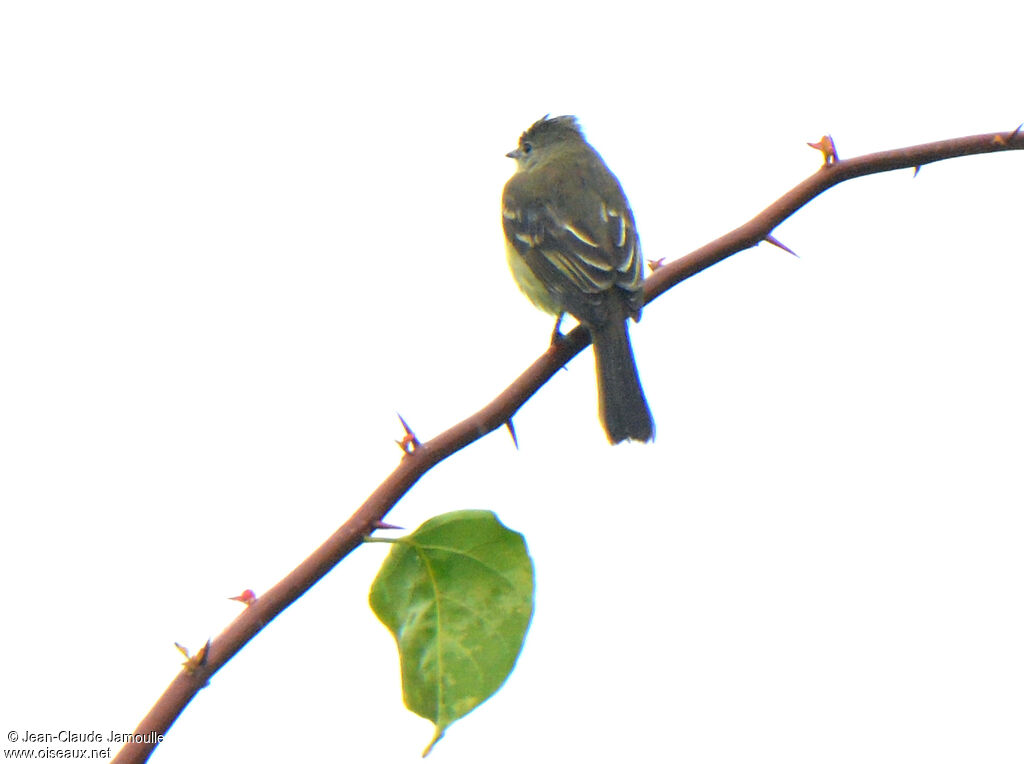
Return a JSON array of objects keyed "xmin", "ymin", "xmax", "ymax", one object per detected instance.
[{"xmin": 506, "ymin": 148, "xmax": 522, "ymax": 159}]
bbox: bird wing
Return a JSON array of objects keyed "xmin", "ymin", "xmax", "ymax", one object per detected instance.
[{"xmin": 502, "ymin": 172, "xmax": 643, "ymax": 324}]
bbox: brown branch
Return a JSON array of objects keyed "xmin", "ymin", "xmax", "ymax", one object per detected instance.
[{"xmin": 112, "ymin": 127, "xmax": 1023, "ymax": 764}]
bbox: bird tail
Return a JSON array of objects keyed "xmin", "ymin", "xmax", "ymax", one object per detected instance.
[{"xmin": 591, "ymin": 320, "xmax": 654, "ymax": 444}]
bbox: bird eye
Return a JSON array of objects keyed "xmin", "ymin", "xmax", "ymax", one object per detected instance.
[{"xmin": 521, "ymin": 142, "xmax": 533, "ymax": 154}]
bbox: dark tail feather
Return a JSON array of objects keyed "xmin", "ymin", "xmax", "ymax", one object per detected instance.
[{"xmin": 591, "ymin": 320, "xmax": 654, "ymax": 444}]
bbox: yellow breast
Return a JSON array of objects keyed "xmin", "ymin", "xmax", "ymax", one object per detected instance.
[{"xmin": 505, "ymin": 240, "xmax": 562, "ymax": 316}]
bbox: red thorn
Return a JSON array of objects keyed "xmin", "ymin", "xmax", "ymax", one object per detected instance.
[
  {"xmin": 647, "ymin": 257, "xmax": 666, "ymax": 272},
  {"xmin": 807, "ymin": 134, "xmax": 839, "ymax": 165},
  {"xmin": 229, "ymin": 589, "xmax": 257, "ymax": 606},
  {"xmin": 764, "ymin": 234, "xmax": 799, "ymax": 258},
  {"xmin": 912, "ymin": 165, "xmax": 921, "ymax": 178},
  {"xmin": 372, "ymin": 520, "xmax": 404, "ymax": 530}
]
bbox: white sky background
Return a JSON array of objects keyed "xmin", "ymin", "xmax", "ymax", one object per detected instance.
[{"xmin": 2, "ymin": 2, "xmax": 1022, "ymax": 762}]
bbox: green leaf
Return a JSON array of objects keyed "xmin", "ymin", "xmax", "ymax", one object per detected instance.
[{"xmin": 368, "ymin": 510, "xmax": 534, "ymax": 755}]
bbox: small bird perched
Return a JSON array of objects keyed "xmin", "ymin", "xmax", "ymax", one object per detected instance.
[{"xmin": 501, "ymin": 115, "xmax": 654, "ymax": 443}]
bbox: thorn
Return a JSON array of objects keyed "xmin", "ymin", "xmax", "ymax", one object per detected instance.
[
  {"xmin": 994, "ymin": 123, "xmax": 1023, "ymax": 146},
  {"xmin": 505, "ymin": 418, "xmax": 519, "ymax": 450},
  {"xmin": 395, "ymin": 413, "xmax": 420, "ymax": 454},
  {"xmin": 229, "ymin": 589, "xmax": 257, "ymax": 607},
  {"xmin": 764, "ymin": 234, "xmax": 799, "ymax": 258},
  {"xmin": 912, "ymin": 165, "xmax": 921, "ymax": 178},
  {"xmin": 176, "ymin": 640, "xmax": 211, "ymax": 675},
  {"xmin": 185, "ymin": 640, "xmax": 210, "ymax": 674},
  {"xmin": 647, "ymin": 257, "xmax": 666, "ymax": 272},
  {"xmin": 807, "ymin": 134, "xmax": 838, "ymax": 165},
  {"xmin": 372, "ymin": 520, "xmax": 404, "ymax": 530}
]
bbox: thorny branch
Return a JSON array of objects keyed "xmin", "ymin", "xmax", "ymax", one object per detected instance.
[{"xmin": 112, "ymin": 127, "xmax": 1023, "ymax": 764}]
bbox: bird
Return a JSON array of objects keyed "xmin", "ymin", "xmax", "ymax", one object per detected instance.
[{"xmin": 501, "ymin": 115, "xmax": 654, "ymax": 443}]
